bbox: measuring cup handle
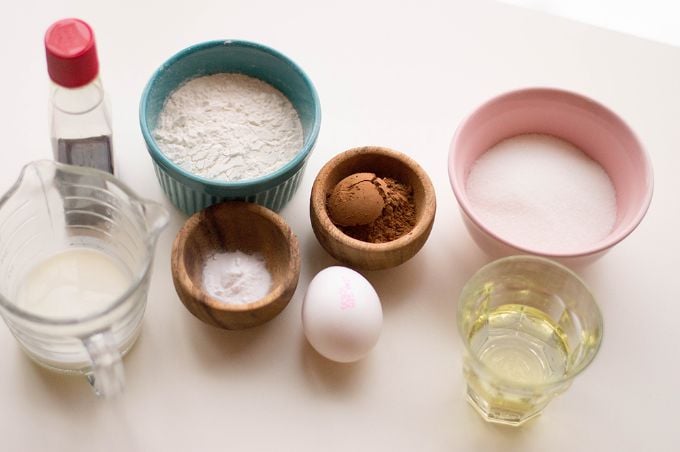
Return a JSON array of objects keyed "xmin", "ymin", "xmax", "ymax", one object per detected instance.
[{"xmin": 83, "ymin": 331, "xmax": 125, "ymax": 398}]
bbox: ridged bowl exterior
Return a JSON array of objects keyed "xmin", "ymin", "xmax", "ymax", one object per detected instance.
[
  {"xmin": 151, "ymin": 160, "xmax": 307, "ymax": 215},
  {"xmin": 140, "ymin": 40, "xmax": 321, "ymax": 215}
]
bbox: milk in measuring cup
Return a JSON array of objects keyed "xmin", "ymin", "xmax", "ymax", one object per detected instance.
[{"xmin": 16, "ymin": 248, "xmax": 131, "ymax": 319}]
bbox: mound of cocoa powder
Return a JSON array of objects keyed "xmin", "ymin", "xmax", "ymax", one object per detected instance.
[{"xmin": 326, "ymin": 173, "xmax": 416, "ymax": 243}]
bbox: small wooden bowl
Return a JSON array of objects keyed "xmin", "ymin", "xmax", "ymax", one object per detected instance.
[
  {"xmin": 310, "ymin": 146, "xmax": 436, "ymax": 270},
  {"xmin": 171, "ymin": 202, "xmax": 301, "ymax": 329}
]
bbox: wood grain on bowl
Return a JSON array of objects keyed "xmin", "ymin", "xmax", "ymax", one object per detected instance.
[
  {"xmin": 171, "ymin": 202, "xmax": 300, "ymax": 329},
  {"xmin": 310, "ymin": 146, "xmax": 436, "ymax": 271}
]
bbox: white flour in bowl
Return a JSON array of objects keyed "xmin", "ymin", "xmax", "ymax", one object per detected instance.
[{"xmin": 153, "ymin": 73, "xmax": 303, "ymax": 181}]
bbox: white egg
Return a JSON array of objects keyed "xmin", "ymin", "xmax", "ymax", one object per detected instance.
[{"xmin": 302, "ymin": 266, "xmax": 382, "ymax": 363}]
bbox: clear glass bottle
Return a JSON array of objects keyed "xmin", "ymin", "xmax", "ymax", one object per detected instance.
[{"xmin": 45, "ymin": 18, "xmax": 115, "ymax": 174}]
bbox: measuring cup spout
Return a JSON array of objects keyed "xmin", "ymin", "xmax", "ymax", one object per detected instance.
[
  {"xmin": 142, "ymin": 200, "xmax": 169, "ymax": 238},
  {"xmin": 0, "ymin": 161, "xmax": 48, "ymax": 210}
]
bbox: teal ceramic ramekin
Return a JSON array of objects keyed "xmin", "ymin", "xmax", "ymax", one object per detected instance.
[{"xmin": 139, "ymin": 40, "xmax": 321, "ymax": 215}]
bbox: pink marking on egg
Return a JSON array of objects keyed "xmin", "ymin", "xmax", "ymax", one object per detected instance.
[{"xmin": 339, "ymin": 276, "xmax": 356, "ymax": 310}]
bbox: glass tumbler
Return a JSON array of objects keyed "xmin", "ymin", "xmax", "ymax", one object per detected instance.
[
  {"xmin": 457, "ymin": 255, "xmax": 603, "ymax": 426},
  {"xmin": 0, "ymin": 161, "xmax": 168, "ymax": 397}
]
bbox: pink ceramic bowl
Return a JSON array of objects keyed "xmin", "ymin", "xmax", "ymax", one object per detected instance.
[{"xmin": 448, "ymin": 87, "xmax": 653, "ymax": 264}]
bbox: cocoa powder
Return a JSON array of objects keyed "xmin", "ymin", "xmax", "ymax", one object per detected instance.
[{"xmin": 330, "ymin": 176, "xmax": 417, "ymax": 243}]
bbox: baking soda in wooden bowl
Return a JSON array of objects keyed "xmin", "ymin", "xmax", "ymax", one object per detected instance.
[
  {"xmin": 202, "ymin": 250, "xmax": 272, "ymax": 304},
  {"xmin": 466, "ymin": 133, "xmax": 617, "ymax": 254}
]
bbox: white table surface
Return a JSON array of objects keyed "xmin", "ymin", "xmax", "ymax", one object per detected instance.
[{"xmin": 1, "ymin": 1, "xmax": 679, "ymax": 451}]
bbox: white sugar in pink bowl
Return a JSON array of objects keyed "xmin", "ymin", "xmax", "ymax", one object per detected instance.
[
  {"xmin": 449, "ymin": 88, "xmax": 653, "ymax": 264},
  {"xmin": 466, "ymin": 133, "xmax": 617, "ymax": 254}
]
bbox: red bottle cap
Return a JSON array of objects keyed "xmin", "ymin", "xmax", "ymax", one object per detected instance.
[{"xmin": 44, "ymin": 18, "xmax": 99, "ymax": 88}]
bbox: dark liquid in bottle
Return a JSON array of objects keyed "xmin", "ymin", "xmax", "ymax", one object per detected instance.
[{"xmin": 57, "ymin": 135, "xmax": 114, "ymax": 174}]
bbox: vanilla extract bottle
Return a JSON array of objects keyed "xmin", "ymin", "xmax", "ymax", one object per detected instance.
[{"xmin": 45, "ymin": 18, "xmax": 115, "ymax": 174}]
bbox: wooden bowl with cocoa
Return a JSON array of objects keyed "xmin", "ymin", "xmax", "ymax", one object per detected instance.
[{"xmin": 310, "ymin": 146, "xmax": 436, "ymax": 270}]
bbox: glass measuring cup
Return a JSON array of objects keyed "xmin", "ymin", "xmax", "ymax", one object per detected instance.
[
  {"xmin": 457, "ymin": 255, "xmax": 603, "ymax": 426},
  {"xmin": 0, "ymin": 160, "xmax": 168, "ymax": 397}
]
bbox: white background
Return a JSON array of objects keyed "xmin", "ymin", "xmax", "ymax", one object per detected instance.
[
  {"xmin": 1, "ymin": 1, "xmax": 679, "ymax": 451},
  {"xmin": 501, "ymin": 0, "xmax": 680, "ymax": 46}
]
